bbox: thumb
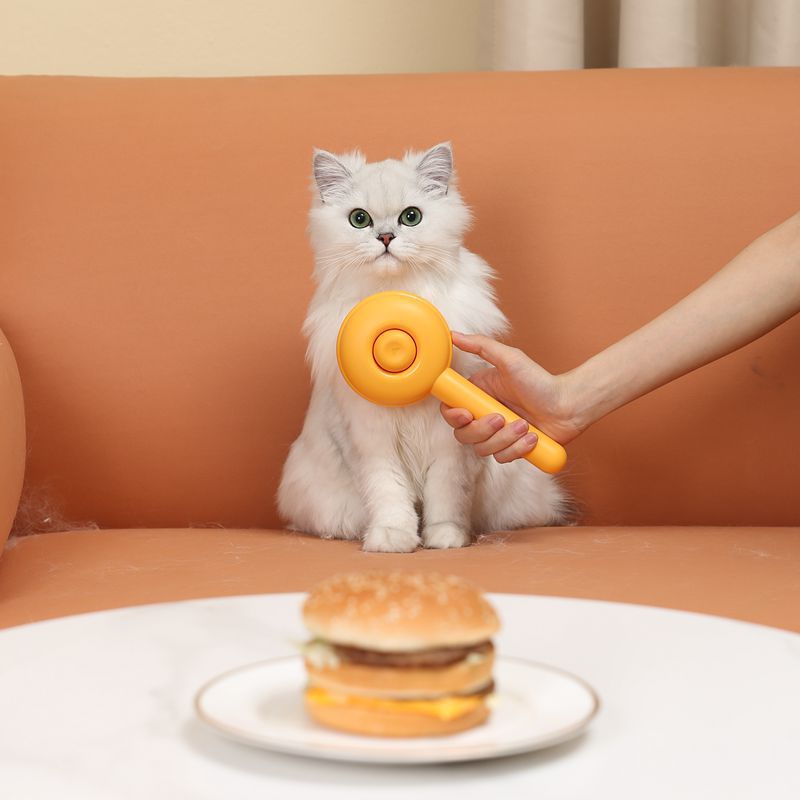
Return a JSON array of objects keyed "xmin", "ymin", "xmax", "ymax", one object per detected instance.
[{"xmin": 451, "ymin": 331, "xmax": 517, "ymax": 369}]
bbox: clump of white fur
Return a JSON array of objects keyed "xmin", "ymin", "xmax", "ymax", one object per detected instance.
[{"xmin": 277, "ymin": 143, "xmax": 569, "ymax": 552}]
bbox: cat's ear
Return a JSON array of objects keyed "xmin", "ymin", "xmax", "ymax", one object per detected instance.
[
  {"xmin": 313, "ymin": 149, "xmax": 352, "ymax": 203},
  {"xmin": 416, "ymin": 142, "xmax": 453, "ymax": 197}
]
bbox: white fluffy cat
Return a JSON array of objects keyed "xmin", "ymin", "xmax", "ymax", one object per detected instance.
[{"xmin": 277, "ymin": 143, "xmax": 570, "ymax": 552}]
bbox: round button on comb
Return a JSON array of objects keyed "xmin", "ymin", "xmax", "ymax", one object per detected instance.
[{"xmin": 372, "ymin": 329, "xmax": 417, "ymax": 373}]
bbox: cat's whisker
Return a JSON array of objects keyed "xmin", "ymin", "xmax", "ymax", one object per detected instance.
[
  {"xmin": 316, "ymin": 251, "xmax": 374, "ymax": 272},
  {"xmin": 404, "ymin": 249, "xmax": 455, "ymax": 275}
]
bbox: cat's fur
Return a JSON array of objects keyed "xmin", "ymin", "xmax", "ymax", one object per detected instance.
[{"xmin": 277, "ymin": 143, "xmax": 569, "ymax": 552}]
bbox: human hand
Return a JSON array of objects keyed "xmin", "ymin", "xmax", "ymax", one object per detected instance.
[{"xmin": 440, "ymin": 332, "xmax": 583, "ymax": 463}]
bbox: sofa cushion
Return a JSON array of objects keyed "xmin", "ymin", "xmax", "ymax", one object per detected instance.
[
  {"xmin": 1, "ymin": 527, "xmax": 798, "ymax": 631},
  {"xmin": 0, "ymin": 330, "xmax": 25, "ymax": 549}
]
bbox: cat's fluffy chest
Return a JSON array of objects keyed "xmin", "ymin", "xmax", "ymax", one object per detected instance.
[
  {"xmin": 307, "ymin": 280, "xmax": 485, "ymax": 487},
  {"xmin": 305, "ymin": 252, "xmax": 501, "ymax": 384},
  {"xmin": 308, "ymin": 295, "xmax": 484, "ymax": 393},
  {"xmin": 386, "ymin": 401, "xmax": 445, "ymax": 493}
]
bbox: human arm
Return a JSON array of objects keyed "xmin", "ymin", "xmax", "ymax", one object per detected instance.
[{"xmin": 443, "ymin": 210, "xmax": 800, "ymax": 462}]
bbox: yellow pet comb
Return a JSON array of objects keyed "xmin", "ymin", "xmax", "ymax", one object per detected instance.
[{"xmin": 336, "ymin": 291, "xmax": 567, "ymax": 473}]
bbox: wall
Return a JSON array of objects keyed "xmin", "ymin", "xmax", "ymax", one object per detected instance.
[{"xmin": 0, "ymin": 0, "xmax": 486, "ymax": 76}]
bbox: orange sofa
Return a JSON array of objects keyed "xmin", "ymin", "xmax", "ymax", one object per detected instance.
[{"xmin": 1, "ymin": 69, "xmax": 799, "ymax": 631}]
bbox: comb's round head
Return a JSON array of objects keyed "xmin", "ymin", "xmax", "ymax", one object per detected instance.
[{"xmin": 336, "ymin": 291, "xmax": 452, "ymax": 406}]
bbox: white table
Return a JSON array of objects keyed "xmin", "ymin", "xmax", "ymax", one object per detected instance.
[{"xmin": 1, "ymin": 593, "xmax": 798, "ymax": 799}]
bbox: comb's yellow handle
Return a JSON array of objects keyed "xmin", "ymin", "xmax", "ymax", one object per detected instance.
[{"xmin": 431, "ymin": 367, "xmax": 567, "ymax": 474}]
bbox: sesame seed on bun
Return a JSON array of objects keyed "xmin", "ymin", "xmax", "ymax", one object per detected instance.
[{"xmin": 302, "ymin": 571, "xmax": 500, "ymax": 652}]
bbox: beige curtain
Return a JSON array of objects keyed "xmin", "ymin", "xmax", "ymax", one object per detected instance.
[{"xmin": 490, "ymin": 0, "xmax": 800, "ymax": 69}]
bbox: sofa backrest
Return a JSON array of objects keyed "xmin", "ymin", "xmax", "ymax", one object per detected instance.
[{"xmin": 2, "ymin": 69, "xmax": 799, "ymax": 530}]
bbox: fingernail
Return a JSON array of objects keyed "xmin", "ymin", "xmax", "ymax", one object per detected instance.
[
  {"xmin": 490, "ymin": 414, "xmax": 505, "ymax": 429},
  {"xmin": 512, "ymin": 419, "xmax": 528, "ymax": 434},
  {"xmin": 457, "ymin": 412, "xmax": 472, "ymax": 426},
  {"xmin": 524, "ymin": 433, "xmax": 538, "ymax": 447}
]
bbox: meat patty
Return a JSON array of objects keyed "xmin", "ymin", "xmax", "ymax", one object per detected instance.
[{"xmin": 332, "ymin": 640, "xmax": 494, "ymax": 668}]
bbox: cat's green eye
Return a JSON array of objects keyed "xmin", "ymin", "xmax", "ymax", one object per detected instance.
[
  {"xmin": 399, "ymin": 206, "xmax": 422, "ymax": 227},
  {"xmin": 349, "ymin": 208, "xmax": 372, "ymax": 229}
]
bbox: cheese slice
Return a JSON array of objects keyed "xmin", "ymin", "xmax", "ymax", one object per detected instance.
[{"xmin": 305, "ymin": 686, "xmax": 483, "ymax": 721}]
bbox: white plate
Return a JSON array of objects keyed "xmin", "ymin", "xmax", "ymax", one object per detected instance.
[{"xmin": 194, "ymin": 655, "xmax": 600, "ymax": 764}]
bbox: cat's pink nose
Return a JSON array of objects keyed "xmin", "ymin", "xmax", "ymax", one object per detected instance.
[{"xmin": 377, "ymin": 232, "xmax": 395, "ymax": 248}]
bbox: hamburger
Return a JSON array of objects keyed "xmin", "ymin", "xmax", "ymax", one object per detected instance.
[{"xmin": 301, "ymin": 571, "xmax": 499, "ymax": 737}]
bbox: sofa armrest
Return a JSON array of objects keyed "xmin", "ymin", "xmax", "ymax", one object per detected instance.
[{"xmin": 0, "ymin": 329, "xmax": 25, "ymax": 551}]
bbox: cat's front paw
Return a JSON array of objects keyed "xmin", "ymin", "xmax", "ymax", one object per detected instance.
[
  {"xmin": 422, "ymin": 522, "xmax": 472, "ymax": 550},
  {"xmin": 362, "ymin": 526, "xmax": 420, "ymax": 553}
]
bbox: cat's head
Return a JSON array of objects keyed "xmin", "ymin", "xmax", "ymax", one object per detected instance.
[{"xmin": 307, "ymin": 143, "xmax": 471, "ymax": 283}]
